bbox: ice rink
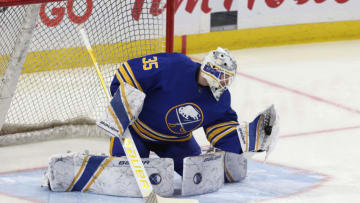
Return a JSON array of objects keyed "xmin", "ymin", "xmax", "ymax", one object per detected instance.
[{"xmin": 1, "ymin": 40, "xmax": 360, "ymax": 203}]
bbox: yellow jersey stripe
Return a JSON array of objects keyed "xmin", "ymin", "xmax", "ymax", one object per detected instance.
[
  {"xmin": 136, "ymin": 119, "xmax": 185, "ymax": 139},
  {"xmin": 123, "ymin": 62, "xmax": 144, "ymax": 92},
  {"xmin": 134, "ymin": 121, "xmax": 163, "ymax": 140},
  {"xmin": 130, "ymin": 125, "xmax": 157, "ymax": 141},
  {"xmin": 211, "ymin": 127, "xmax": 237, "ymax": 145},
  {"xmin": 205, "ymin": 121, "xmax": 238, "ymax": 134},
  {"xmin": 134, "ymin": 121, "xmax": 173, "ymax": 141},
  {"xmin": 66, "ymin": 155, "xmax": 90, "ymax": 192},
  {"xmin": 118, "ymin": 64, "xmax": 136, "ymax": 88},
  {"xmin": 207, "ymin": 125, "xmax": 233, "ymax": 142},
  {"xmin": 115, "ymin": 71, "xmax": 125, "ymax": 84},
  {"xmin": 136, "ymin": 119, "xmax": 192, "ymax": 140},
  {"xmin": 83, "ymin": 157, "xmax": 115, "ymax": 192},
  {"xmin": 133, "ymin": 121, "xmax": 192, "ymax": 142}
]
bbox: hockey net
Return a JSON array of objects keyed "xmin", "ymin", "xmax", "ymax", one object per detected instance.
[{"xmin": 0, "ymin": 0, "xmax": 168, "ymax": 145}]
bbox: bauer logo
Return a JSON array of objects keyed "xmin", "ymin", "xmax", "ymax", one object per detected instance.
[
  {"xmin": 165, "ymin": 103, "xmax": 204, "ymax": 134},
  {"xmin": 204, "ymin": 155, "xmax": 222, "ymax": 162},
  {"xmin": 238, "ymin": 127, "xmax": 246, "ymax": 144},
  {"xmin": 99, "ymin": 121, "xmax": 119, "ymax": 133}
]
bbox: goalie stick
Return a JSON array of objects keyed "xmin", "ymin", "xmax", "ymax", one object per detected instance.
[{"xmin": 78, "ymin": 26, "xmax": 198, "ymax": 203}]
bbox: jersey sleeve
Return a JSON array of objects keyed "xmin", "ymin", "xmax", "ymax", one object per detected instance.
[
  {"xmin": 110, "ymin": 53, "xmax": 188, "ymax": 96},
  {"xmin": 110, "ymin": 60, "xmax": 152, "ymax": 96},
  {"xmin": 204, "ymin": 106, "xmax": 269, "ymax": 154},
  {"xmin": 203, "ymin": 107, "xmax": 243, "ymax": 154}
]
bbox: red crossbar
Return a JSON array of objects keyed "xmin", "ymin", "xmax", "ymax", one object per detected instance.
[{"xmin": 0, "ymin": 0, "xmax": 65, "ymax": 7}]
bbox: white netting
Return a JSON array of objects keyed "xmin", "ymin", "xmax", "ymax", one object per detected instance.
[{"xmin": 0, "ymin": 0, "xmax": 166, "ymax": 145}]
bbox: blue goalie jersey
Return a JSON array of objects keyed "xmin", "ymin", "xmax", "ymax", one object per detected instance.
[{"xmin": 110, "ymin": 53, "xmax": 242, "ymax": 154}]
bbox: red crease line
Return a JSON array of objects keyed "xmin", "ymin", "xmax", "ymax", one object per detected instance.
[
  {"xmin": 237, "ymin": 72, "xmax": 360, "ymax": 115},
  {"xmin": 281, "ymin": 125, "xmax": 360, "ymax": 138}
]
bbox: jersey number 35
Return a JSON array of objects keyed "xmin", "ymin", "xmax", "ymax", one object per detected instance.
[{"xmin": 142, "ymin": 56, "xmax": 159, "ymax": 70}]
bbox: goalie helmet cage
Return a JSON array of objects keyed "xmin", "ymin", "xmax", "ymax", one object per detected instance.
[{"xmin": 0, "ymin": 0, "xmax": 175, "ymax": 145}]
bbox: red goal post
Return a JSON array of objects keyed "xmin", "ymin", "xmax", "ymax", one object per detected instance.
[{"xmin": 0, "ymin": 0, "xmax": 175, "ymax": 145}]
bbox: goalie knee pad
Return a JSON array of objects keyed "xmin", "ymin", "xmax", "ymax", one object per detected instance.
[
  {"xmin": 224, "ymin": 152, "xmax": 247, "ymax": 183},
  {"xmin": 181, "ymin": 150, "xmax": 247, "ymax": 196},
  {"xmin": 182, "ymin": 151, "xmax": 224, "ymax": 196}
]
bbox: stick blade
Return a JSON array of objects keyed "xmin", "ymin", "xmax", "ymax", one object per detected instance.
[{"xmin": 146, "ymin": 192, "xmax": 199, "ymax": 203}]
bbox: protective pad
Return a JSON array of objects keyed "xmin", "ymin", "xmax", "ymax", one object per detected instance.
[
  {"xmin": 46, "ymin": 153, "xmax": 174, "ymax": 197},
  {"xmin": 181, "ymin": 152, "xmax": 224, "ymax": 196},
  {"xmin": 97, "ymin": 82, "xmax": 145, "ymax": 136},
  {"xmin": 224, "ymin": 152, "xmax": 247, "ymax": 182},
  {"xmin": 111, "ymin": 82, "xmax": 145, "ymax": 124},
  {"xmin": 97, "ymin": 110, "xmax": 119, "ymax": 137}
]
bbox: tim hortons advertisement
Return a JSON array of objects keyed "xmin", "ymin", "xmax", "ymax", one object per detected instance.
[
  {"xmin": 37, "ymin": 0, "xmax": 359, "ymax": 33},
  {"xmin": 2, "ymin": 0, "xmax": 358, "ymax": 50}
]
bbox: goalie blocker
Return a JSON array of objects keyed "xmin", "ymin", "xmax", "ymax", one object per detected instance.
[
  {"xmin": 44, "ymin": 151, "xmax": 247, "ymax": 197},
  {"xmin": 101, "ymin": 81, "xmax": 146, "ymax": 136}
]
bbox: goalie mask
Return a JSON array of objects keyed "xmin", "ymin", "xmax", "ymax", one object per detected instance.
[{"xmin": 200, "ymin": 47, "xmax": 237, "ymax": 101}]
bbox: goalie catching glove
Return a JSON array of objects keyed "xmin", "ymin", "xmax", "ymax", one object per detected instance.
[{"xmin": 237, "ymin": 104, "xmax": 280, "ymax": 160}]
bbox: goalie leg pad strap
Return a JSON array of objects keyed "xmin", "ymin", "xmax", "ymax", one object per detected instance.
[{"xmin": 46, "ymin": 153, "xmax": 174, "ymax": 197}]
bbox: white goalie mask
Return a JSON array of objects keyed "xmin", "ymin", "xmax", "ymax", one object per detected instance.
[{"xmin": 200, "ymin": 47, "xmax": 237, "ymax": 101}]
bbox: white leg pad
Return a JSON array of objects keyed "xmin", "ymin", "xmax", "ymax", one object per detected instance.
[
  {"xmin": 181, "ymin": 152, "xmax": 224, "ymax": 196},
  {"xmin": 224, "ymin": 152, "xmax": 247, "ymax": 183},
  {"xmin": 45, "ymin": 153, "xmax": 174, "ymax": 197}
]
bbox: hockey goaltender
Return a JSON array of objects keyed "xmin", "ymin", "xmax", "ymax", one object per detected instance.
[{"xmin": 42, "ymin": 47, "xmax": 279, "ymax": 198}]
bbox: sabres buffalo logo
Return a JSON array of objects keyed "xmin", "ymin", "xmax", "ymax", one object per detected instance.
[{"xmin": 165, "ymin": 103, "xmax": 204, "ymax": 134}]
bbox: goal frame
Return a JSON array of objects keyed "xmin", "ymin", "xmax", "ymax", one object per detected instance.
[
  {"xmin": 0, "ymin": 0, "xmax": 175, "ymax": 138},
  {"xmin": 0, "ymin": 0, "xmax": 175, "ymax": 49},
  {"xmin": 0, "ymin": 0, "xmax": 64, "ymax": 7}
]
